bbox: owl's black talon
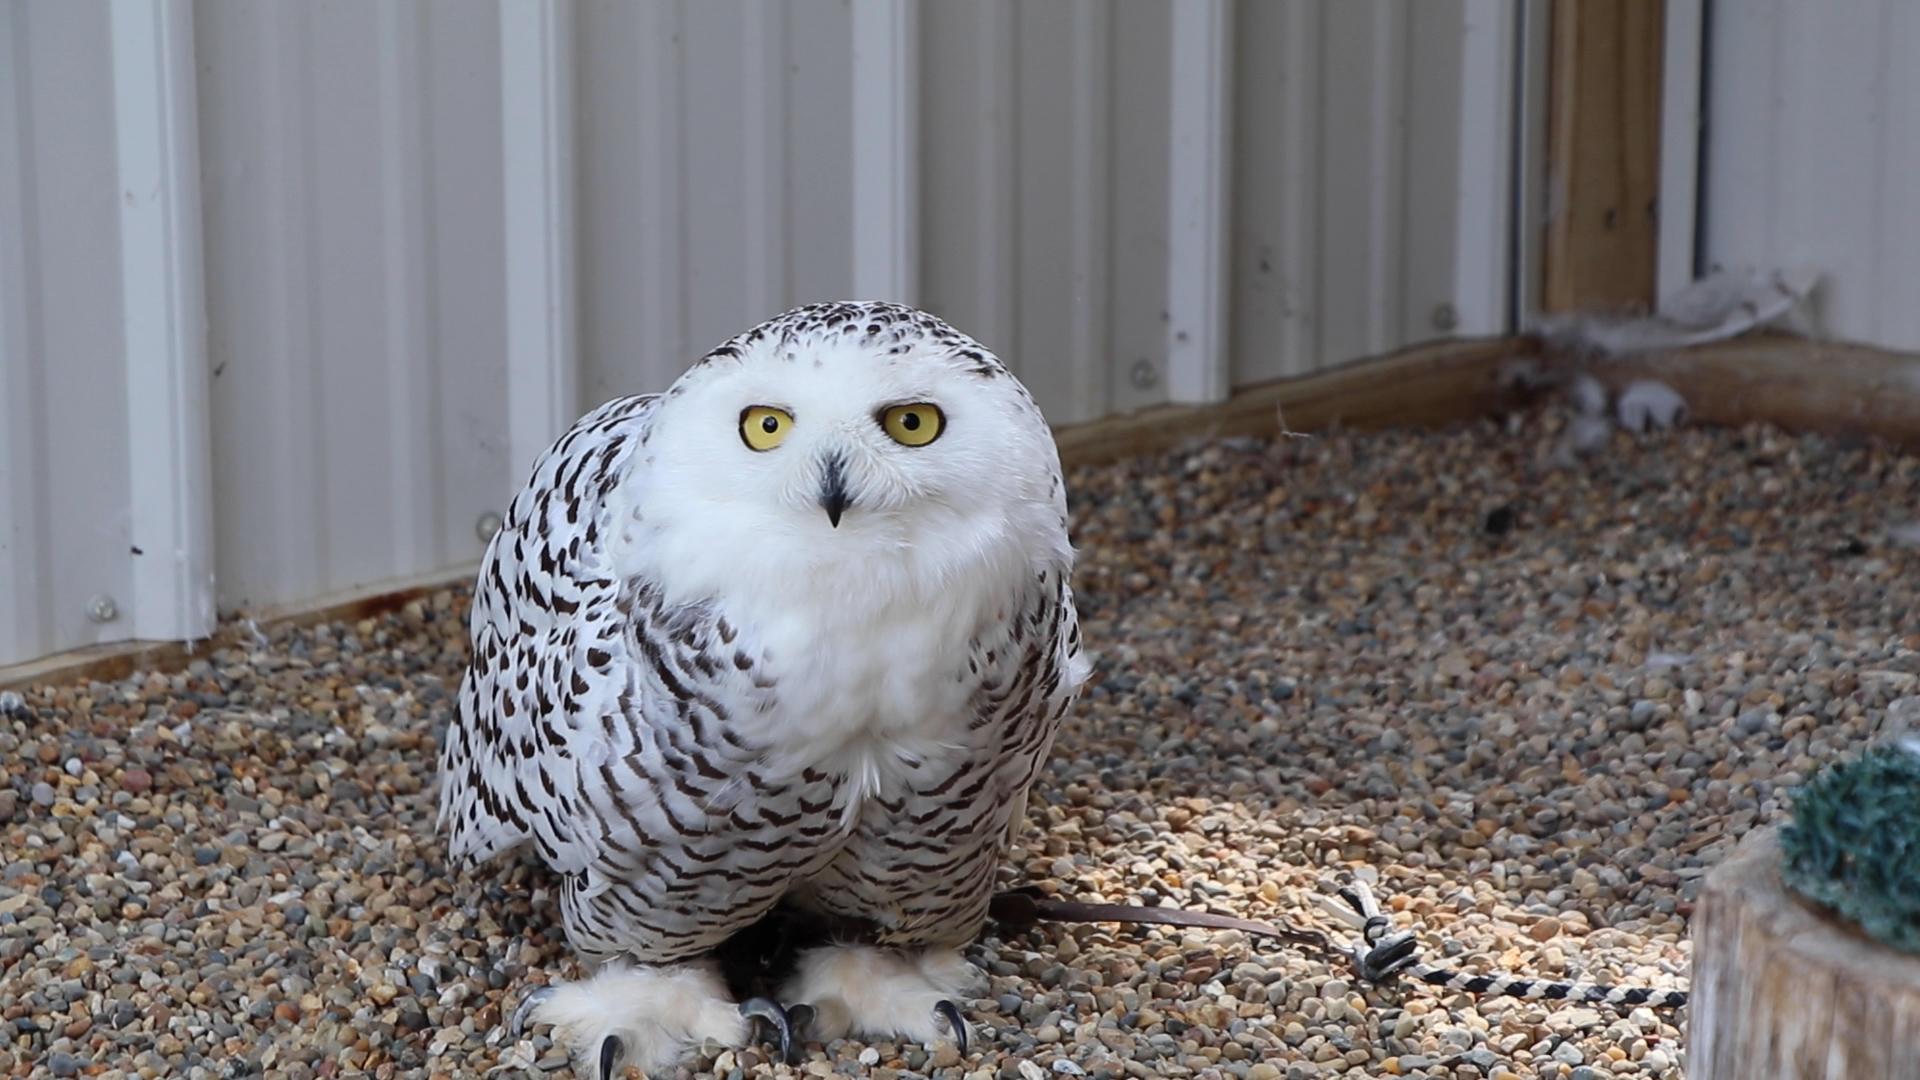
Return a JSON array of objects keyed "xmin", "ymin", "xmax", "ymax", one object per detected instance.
[
  {"xmin": 935, "ymin": 999, "xmax": 969, "ymax": 1056},
  {"xmin": 598, "ymin": 1034, "xmax": 624, "ymax": 1080},
  {"xmin": 509, "ymin": 985, "xmax": 554, "ymax": 1038},
  {"xmin": 739, "ymin": 996, "xmax": 804, "ymax": 1064}
]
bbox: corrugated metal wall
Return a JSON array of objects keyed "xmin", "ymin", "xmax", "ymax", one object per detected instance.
[
  {"xmin": 195, "ymin": 1, "xmax": 513, "ymax": 618},
  {"xmin": 0, "ymin": 0, "xmax": 1520, "ymax": 669},
  {"xmin": 576, "ymin": 0, "xmax": 1521, "ymax": 423},
  {"xmin": 1701, "ymin": 0, "xmax": 1920, "ymax": 351},
  {"xmin": 1, "ymin": 2, "xmax": 139, "ymax": 667}
]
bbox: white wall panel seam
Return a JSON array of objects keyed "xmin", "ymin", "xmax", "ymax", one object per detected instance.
[
  {"xmin": 377, "ymin": 2, "xmax": 444, "ymax": 571},
  {"xmin": 0, "ymin": 5, "xmax": 55, "ymax": 664},
  {"xmin": 738, "ymin": 3, "xmax": 788, "ymax": 324},
  {"xmin": 502, "ymin": 0, "xmax": 580, "ymax": 489},
  {"xmin": 273, "ymin": 3, "xmax": 326, "ymax": 604},
  {"xmin": 1162, "ymin": 0, "xmax": 1233, "ymax": 405},
  {"xmin": 975, "ymin": 0, "xmax": 1018, "ymax": 362},
  {"xmin": 849, "ymin": 0, "xmax": 920, "ymax": 304},
  {"xmin": 1066, "ymin": 0, "xmax": 1112, "ymax": 422},
  {"xmin": 109, "ymin": 0, "xmax": 216, "ymax": 643},
  {"xmin": 1510, "ymin": 0, "xmax": 1551, "ymax": 330},
  {"xmin": 1449, "ymin": 0, "xmax": 1518, "ymax": 335},
  {"xmin": 1657, "ymin": 0, "xmax": 1704, "ymax": 305}
]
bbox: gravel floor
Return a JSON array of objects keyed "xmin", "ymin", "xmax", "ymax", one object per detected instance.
[{"xmin": 4, "ymin": 408, "xmax": 1918, "ymax": 1080}]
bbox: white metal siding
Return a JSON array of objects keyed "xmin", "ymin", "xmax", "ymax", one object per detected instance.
[
  {"xmin": 1, "ymin": 2, "xmax": 137, "ymax": 664},
  {"xmin": 0, "ymin": 0, "xmax": 1517, "ymax": 668},
  {"xmin": 193, "ymin": 2, "xmax": 511, "ymax": 614},
  {"xmin": 1232, "ymin": 0, "xmax": 1518, "ymax": 384},
  {"xmin": 583, "ymin": 0, "xmax": 1515, "ymax": 423},
  {"xmin": 1701, "ymin": 0, "xmax": 1920, "ymax": 351}
]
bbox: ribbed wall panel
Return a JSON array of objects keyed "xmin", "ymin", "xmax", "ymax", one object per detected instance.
[
  {"xmin": 1702, "ymin": 0, "xmax": 1920, "ymax": 351},
  {"xmin": 0, "ymin": 1, "xmax": 136, "ymax": 663},
  {"xmin": 192, "ymin": 1, "xmax": 509, "ymax": 613},
  {"xmin": 574, "ymin": 0, "xmax": 874, "ymax": 406},
  {"xmin": 1232, "ymin": 0, "xmax": 1517, "ymax": 384},
  {"xmin": 1, "ymin": 0, "xmax": 1519, "ymax": 667}
]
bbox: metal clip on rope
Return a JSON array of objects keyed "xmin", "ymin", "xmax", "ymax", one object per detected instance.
[{"xmin": 1313, "ymin": 879, "xmax": 1422, "ymax": 983}]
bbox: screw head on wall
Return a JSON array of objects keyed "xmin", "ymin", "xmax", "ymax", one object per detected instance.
[
  {"xmin": 1431, "ymin": 302, "xmax": 1460, "ymax": 332},
  {"xmin": 1129, "ymin": 358, "xmax": 1160, "ymax": 391},
  {"xmin": 86, "ymin": 595, "xmax": 119, "ymax": 623},
  {"xmin": 476, "ymin": 512, "xmax": 504, "ymax": 544}
]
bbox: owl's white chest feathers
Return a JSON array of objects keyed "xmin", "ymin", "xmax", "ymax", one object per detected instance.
[
  {"xmin": 734, "ymin": 582, "xmax": 996, "ymax": 769},
  {"xmin": 607, "ymin": 461, "xmax": 1066, "ymax": 798}
]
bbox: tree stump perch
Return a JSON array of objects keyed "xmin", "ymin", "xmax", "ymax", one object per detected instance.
[{"xmin": 1690, "ymin": 827, "xmax": 1920, "ymax": 1078}]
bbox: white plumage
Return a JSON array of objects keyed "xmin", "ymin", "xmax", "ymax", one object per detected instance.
[{"xmin": 437, "ymin": 301, "xmax": 1087, "ymax": 1075}]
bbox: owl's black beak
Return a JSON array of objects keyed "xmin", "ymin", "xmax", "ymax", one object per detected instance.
[{"xmin": 818, "ymin": 453, "xmax": 851, "ymax": 527}]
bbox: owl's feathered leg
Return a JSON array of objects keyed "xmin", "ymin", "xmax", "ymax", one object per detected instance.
[
  {"xmin": 511, "ymin": 959, "xmax": 748, "ymax": 1079},
  {"xmin": 776, "ymin": 943, "xmax": 980, "ymax": 1051}
]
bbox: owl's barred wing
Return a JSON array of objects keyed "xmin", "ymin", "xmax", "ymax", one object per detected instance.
[{"xmin": 437, "ymin": 395, "xmax": 658, "ymax": 870}]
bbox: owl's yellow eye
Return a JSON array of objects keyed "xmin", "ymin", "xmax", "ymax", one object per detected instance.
[
  {"xmin": 739, "ymin": 406, "xmax": 794, "ymax": 451},
  {"xmin": 880, "ymin": 403, "xmax": 944, "ymax": 447}
]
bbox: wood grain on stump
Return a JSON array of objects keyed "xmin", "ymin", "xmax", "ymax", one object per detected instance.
[{"xmin": 1690, "ymin": 827, "xmax": 1920, "ymax": 1078}]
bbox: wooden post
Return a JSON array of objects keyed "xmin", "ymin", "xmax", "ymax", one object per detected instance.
[
  {"xmin": 1690, "ymin": 827, "xmax": 1920, "ymax": 1078},
  {"xmin": 1542, "ymin": 0, "xmax": 1664, "ymax": 313}
]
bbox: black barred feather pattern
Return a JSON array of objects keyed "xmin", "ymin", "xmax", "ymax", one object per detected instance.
[{"xmin": 438, "ymin": 301, "xmax": 1087, "ymax": 968}]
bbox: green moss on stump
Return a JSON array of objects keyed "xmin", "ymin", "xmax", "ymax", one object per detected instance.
[{"xmin": 1779, "ymin": 743, "xmax": 1920, "ymax": 954}]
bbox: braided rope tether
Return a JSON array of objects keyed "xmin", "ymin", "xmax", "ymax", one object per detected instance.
[{"xmin": 1315, "ymin": 880, "xmax": 1690, "ymax": 1010}]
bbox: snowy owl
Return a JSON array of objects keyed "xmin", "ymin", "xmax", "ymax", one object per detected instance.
[{"xmin": 437, "ymin": 301, "xmax": 1090, "ymax": 1077}]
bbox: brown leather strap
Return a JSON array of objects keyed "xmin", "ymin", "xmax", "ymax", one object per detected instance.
[{"xmin": 989, "ymin": 888, "xmax": 1335, "ymax": 957}]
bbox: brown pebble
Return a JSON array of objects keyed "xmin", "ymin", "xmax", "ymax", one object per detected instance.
[{"xmin": 120, "ymin": 768, "xmax": 153, "ymax": 793}]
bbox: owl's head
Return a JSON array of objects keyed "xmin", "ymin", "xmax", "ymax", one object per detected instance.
[{"xmin": 623, "ymin": 302, "xmax": 1069, "ymax": 603}]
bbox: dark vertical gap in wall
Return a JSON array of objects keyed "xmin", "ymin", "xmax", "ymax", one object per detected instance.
[
  {"xmin": 1504, "ymin": 2, "xmax": 1532, "ymax": 334},
  {"xmin": 1691, "ymin": 0, "xmax": 1715, "ymax": 280}
]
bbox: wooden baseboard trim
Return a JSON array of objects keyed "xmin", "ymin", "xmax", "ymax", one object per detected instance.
[
  {"xmin": 1055, "ymin": 336, "xmax": 1535, "ymax": 468},
  {"xmin": 1563, "ymin": 333, "xmax": 1920, "ymax": 450},
  {"xmin": 0, "ymin": 567, "xmax": 477, "ymax": 693}
]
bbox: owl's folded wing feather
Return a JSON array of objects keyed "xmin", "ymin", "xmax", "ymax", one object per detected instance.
[{"xmin": 436, "ymin": 394, "xmax": 659, "ymax": 873}]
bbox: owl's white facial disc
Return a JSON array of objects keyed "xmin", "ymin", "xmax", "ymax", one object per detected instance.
[{"xmin": 612, "ymin": 303, "xmax": 1070, "ymax": 610}]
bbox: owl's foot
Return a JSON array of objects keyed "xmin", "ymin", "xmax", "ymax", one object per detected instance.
[
  {"xmin": 738, "ymin": 996, "xmax": 815, "ymax": 1064},
  {"xmin": 509, "ymin": 960, "xmax": 748, "ymax": 1079},
  {"xmin": 778, "ymin": 943, "xmax": 982, "ymax": 1053}
]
